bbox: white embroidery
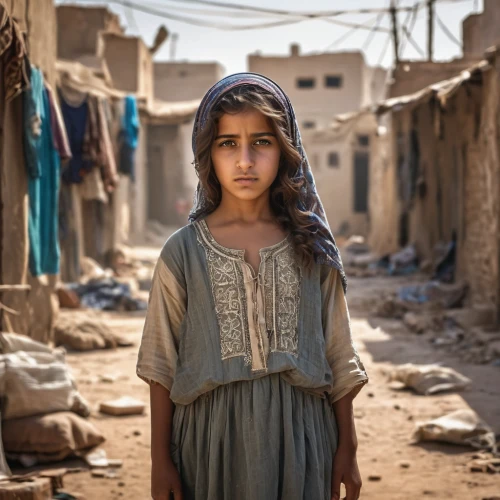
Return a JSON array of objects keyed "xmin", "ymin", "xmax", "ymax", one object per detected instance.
[{"xmin": 194, "ymin": 220, "xmax": 301, "ymax": 366}]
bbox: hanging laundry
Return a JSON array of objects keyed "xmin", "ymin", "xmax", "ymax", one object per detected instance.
[
  {"xmin": 45, "ymin": 83, "xmax": 72, "ymax": 163},
  {"xmin": 0, "ymin": 9, "xmax": 30, "ymax": 102},
  {"xmin": 60, "ymin": 89, "xmax": 93, "ymax": 183},
  {"xmin": 23, "ymin": 66, "xmax": 61, "ymax": 277},
  {"xmin": 96, "ymin": 97, "xmax": 118, "ymax": 191},
  {"xmin": 83, "ymin": 95, "xmax": 103, "ymax": 167},
  {"xmin": 22, "ymin": 63, "xmax": 43, "ymax": 179},
  {"xmin": 118, "ymin": 95, "xmax": 139, "ymax": 182}
]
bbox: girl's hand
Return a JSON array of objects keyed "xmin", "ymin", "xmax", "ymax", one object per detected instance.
[
  {"xmin": 331, "ymin": 444, "xmax": 362, "ymax": 500},
  {"xmin": 151, "ymin": 457, "xmax": 183, "ymax": 500}
]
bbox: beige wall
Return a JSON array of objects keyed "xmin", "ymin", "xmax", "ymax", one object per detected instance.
[
  {"xmin": 463, "ymin": 0, "xmax": 500, "ymax": 58},
  {"xmin": 56, "ymin": 6, "xmax": 123, "ymax": 61},
  {"xmin": 390, "ymin": 59, "xmax": 477, "ymax": 98},
  {"xmin": 248, "ymin": 49, "xmax": 382, "ymax": 129},
  {"xmin": 1, "ymin": 0, "xmax": 58, "ymax": 341},
  {"xmin": 138, "ymin": 41, "xmax": 154, "ymax": 105},
  {"xmin": 154, "ymin": 62, "xmax": 224, "ymax": 102},
  {"xmin": 102, "ymin": 34, "xmax": 153, "ymax": 102},
  {"xmin": 302, "ymin": 115, "xmax": 375, "ymax": 236},
  {"xmin": 370, "ymin": 63, "xmax": 500, "ymax": 311}
]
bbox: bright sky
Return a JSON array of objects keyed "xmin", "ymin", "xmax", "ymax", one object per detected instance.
[{"xmin": 56, "ymin": 0, "xmax": 483, "ymax": 75}]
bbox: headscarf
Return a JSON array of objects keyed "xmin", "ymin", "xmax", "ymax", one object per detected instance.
[{"xmin": 190, "ymin": 73, "xmax": 347, "ymax": 293}]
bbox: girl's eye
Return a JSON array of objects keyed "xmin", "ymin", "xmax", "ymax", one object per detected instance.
[
  {"xmin": 254, "ymin": 139, "xmax": 271, "ymax": 146},
  {"xmin": 219, "ymin": 140, "xmax": 236, "ymax": 147}
]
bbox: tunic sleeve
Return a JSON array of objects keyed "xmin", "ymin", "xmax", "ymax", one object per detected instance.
[
  {"xmin": 136, "ymin": 256, "xmax": 186, "ymax": 391},
  {"xmin": 321, "ymin": 267, "xmax": 368, "ymax": 404}
]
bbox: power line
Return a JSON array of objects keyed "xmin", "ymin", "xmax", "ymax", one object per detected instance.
[
  {"xmin": 398, "ymin": 1, "xmax": 421, "ymax": 56},
  {"xmin": 324, "ymin": 15, "xmax": 382, "ymax": 52},
  {"xmin": 69, "ymin": 0, "xmax": 304, "ymax": 29},
  {"xmin": 436, "ymin": 12, "xmax": 462, "ymax": 47},
  {"xmin": 377, "ymin": 33, "xmax": 393, "ymax": 66},
  {"xmin": 362, "ymin": 11, "xmax": 387, "ymax": 51},
  {"xmin": 69, "ymin": 0, "xmax": 398, "ymax": 32},
  {"xmin": 141, "ymin": 1, "xmax": 273, "ymax": 19},
  {"xmin": 158, "ymin": 0, "xmax": 425, "ymax": 18}
]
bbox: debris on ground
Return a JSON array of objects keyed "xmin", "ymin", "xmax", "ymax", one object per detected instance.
[
  {"xmin": 61, "ymin": 278, "xmax": 146, "ymax": 312},
  {"xmin": 388, "ymin": 244, "xmax": 419, "ymax": 276},
  {"xmin": 413, "ymin": 409, "xmax": 496, "ymax": 450},
  {"xmin": 54, "ymin": 316, "xmax": 133, "ymax": 351},
  {"xmin": 398, "ymin": 281, "xmax": 468, "ymax": 309},
  {"xmin": 467, "ymin": 452, "xmax": 500, "ymax": 474},
  {"xmin": 85, "ymin": 449, "xmax": 123, "ymax": 472},
  {"xmin": 99, "ymin": 397, "xmax": 146, "ymax": 416},
  {"xmin": 403, "ymin": 312, "xmax": 444, "ymax": 334},
  {"xmin": 389, "ymin": 363, "xmax": 471, "ymax": 395}
]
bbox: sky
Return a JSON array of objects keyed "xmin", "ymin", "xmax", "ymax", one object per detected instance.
[{"xmin": 55, "ymin": 0, "xmax": 484, "ymax": 75}]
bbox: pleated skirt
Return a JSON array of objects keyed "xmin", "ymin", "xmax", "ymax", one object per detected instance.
[{"xmin": 170, "ymin": 373, "xmax": 338, "ymax": 500}]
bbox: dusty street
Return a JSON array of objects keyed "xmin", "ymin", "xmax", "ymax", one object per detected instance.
[{"xmin": 53, "ymin": 253, "xmax": 500, "ymax": 500}]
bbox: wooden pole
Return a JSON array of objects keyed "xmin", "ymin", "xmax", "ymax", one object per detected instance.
[
  {"xmin": 390, "ymin": 0, "xmax": 400, "ymax": 65},
  {"xmin": 427, "ymin": 0, "xmax": 434, "ymax": 61}
]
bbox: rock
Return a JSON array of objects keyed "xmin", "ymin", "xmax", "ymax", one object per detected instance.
[
  {"xmin": 99, "ymin": 397, "xmax": 146, "ymax": 417},
  {"xmin": 403, "ymin": 312, "xmax": 429, "ymax": 334},
  {"xmin": 368, "ymin": 475, "xmax": 382, "ymax": 481},
  {"xmin": 398, "ymin": 461, "xmax": 411, "ymax": 469},
  {"xmin": 444, "ymin": 306, "xmax": 496, "ymax": 330},
  {"xmin": 133, "ymin": 430, "xmax": 141, "ymax": 436},
  {"xmin": 367, "ymin": 392, "xmax": 375, "ymax": 398},
  {"xmin": 394, "ymin": 404, "xmax": 401, "ymax": 410},
  {"xmin": 118, "ymin": 482, "xmax": 125, "ymax": 487}
]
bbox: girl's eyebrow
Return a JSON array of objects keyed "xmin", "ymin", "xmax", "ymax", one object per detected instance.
[{"xmin": 214, "ymin": 132, "xmax": 276, "ymax": 140}]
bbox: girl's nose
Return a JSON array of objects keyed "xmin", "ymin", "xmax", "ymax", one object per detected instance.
[{"xmin": 237, "ymin": 145, "xmax": 254, "ymax": 172}]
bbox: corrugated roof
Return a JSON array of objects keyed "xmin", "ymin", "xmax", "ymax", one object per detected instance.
[{"xmin": 330, "ymin": 59, "xmax": 491, "ymax": 129}]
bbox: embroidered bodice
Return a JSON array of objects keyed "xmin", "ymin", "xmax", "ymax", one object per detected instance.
[{"xmin": 136, "ymin": 223, "xmax": 368, "ymax": 406}]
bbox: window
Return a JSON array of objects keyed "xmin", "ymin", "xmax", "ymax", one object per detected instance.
[
  {"xmin": 303, "ymin": 121, "xmax": 316, "ymax": 129},
  {"xmin": 354, "ymin": 152, "xmax": 369, "ymax": 213},
  {"xmin": 328, "ymin": 152, "xmax": 340, "ymax": 168},
  {"xmin": 297, "ymin": 77, "xmax": 315, "ymax": 89},
  {"xmin": 325, "ymin": 75, "xmax": 343, "ymax": 88},
  {"xmin": 358, "ymin": 135, "xmax": 370, "ymax": 147}
]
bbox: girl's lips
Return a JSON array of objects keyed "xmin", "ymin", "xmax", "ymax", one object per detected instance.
[{"xmin": 234, "ymin": 178, "xmax": 258, "ymax": 184}]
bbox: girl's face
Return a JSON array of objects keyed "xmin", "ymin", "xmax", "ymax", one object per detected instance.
[{"xmin": 210, "ymin": 108, "xmax": 281, "ymax": 202}]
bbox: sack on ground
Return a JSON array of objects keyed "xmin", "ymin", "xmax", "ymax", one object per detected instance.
[{"xmin": 2, "ymin": 411, "xmax": 105, "ymax": 463}]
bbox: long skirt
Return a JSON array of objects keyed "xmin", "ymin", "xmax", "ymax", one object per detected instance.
[{"xmin": 170, "ymin": 373, "xmax": 339, "ymax": 500}]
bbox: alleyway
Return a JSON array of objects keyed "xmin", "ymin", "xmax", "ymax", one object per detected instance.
[{"xmin": 52, "ymin": 251, "xmax": 500, "ymax": 500}]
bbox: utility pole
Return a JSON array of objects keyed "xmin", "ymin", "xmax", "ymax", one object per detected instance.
[
  {"xmin": 427, "ymin": 0, "xmax": 434, "ymax": 61},
  {"xmin": 390, "ymin": 0, "xmax": 400, "ymax": 65}
]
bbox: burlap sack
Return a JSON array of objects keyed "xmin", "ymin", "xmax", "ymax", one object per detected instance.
[{"xmin": 2, "ymin": 411, "xmax": 105, "ymax": 463}]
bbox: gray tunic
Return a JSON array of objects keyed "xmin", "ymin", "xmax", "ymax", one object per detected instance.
[{"xmin": 137, "ymin": 221, "xmax": 368, "ymax": 499}]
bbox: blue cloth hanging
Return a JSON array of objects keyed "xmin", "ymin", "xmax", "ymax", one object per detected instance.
[{"xmin": 23, "ymin": 67, "xmax": 61, "ymax": 276}]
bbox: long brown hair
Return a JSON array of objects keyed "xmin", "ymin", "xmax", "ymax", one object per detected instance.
[{"xmin": 193, "ymin": 85, "xmax": 317, "ymax": 268}]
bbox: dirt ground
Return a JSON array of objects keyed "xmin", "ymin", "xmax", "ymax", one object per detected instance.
[{"xmin": 35, "ymin": 248, "xmax": 500, "ymax": 500}]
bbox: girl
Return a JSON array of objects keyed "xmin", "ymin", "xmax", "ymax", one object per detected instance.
[{"xmin": 137, "ymin": 73, "xmax": 368, "ymax": 500}]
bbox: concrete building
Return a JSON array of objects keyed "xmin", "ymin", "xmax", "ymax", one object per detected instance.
[
  {"xmin": 249, "ymin": 44, "xmax": 387, "ymax": 235},
  {"xmin": 102, "ymin": 33, "xmax": 154, "ymax": 104},
  {"xmin": 56, "ymin": 5, "xmax": 123, "ymax": 62},
  {"xmin": 463, "ymin": 0, "xmax": 500, "ymax": 59},
  {"xmin": 248, "ymin": 44, "xmax": 387, "ymax": 130},
  {"xmin": 154, "ymin": 61, "xmax": 224, "ymax": 102}
]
